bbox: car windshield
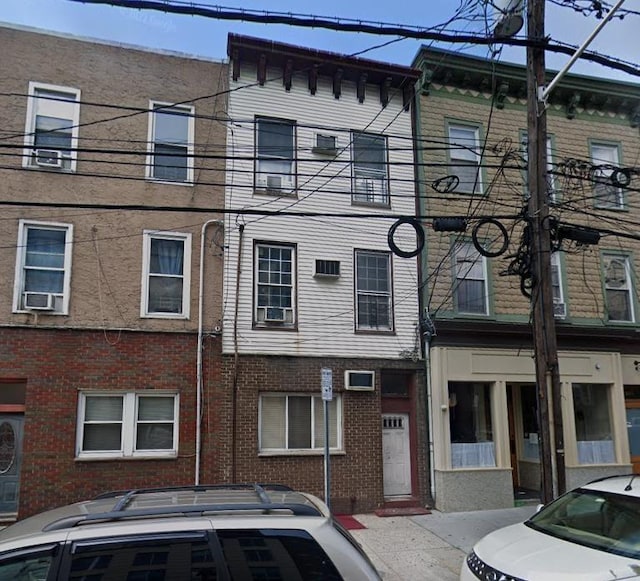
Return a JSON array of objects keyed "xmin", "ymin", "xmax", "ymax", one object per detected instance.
[{"xmin": 526, "ymin": 488, "xmax": 640, "ymax": 559}]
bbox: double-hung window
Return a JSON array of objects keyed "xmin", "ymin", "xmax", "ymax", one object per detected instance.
[
  {"xmin": 352, "ymin": 132, "xmax": 389, "ymax": 205},
  {"xmin": 259, "ymin": 394, "xmax": 341, "ymax": 452},
  {"xmin": 603, "ymin": 253, "xmax": 634, "ymax": 322},
  {"xmin": 148, "ymin": 102, "xmax": 194, "ymax": 183},
  {"xmin": 23, "ymin": 82, "xmax": 80, "ymax": 171},
  {"xmin": 255, "ymin": 118, "xmax": 295, "ymax": 194},
  {"xmin": 521, "ymin": 132, "xmax": 556, "ymax": 201},
  {"xmin": 454, "ymin": 242, "xmax": 488, "ymax": 315},
  {"xmin": 355, "ymin": 250, "xmax": 393, "ymax": 331},
  {"xmin": 13, "ymin": 220, "xmax": 73, "ymax": 314},
  {"xmin": 551, "ymin": 252, "xmax": 566, "ymax": 318},
  {"xmin": 141, "ymin": 231, "xmax": 191, "ymax": 318},
  {"xmin": 77, "ymin": 392, "xmax": 178, "ymax": 459},
  {"xmin": 448, "ymin": 123, "xmax": 482, "ymax": 194},
  {"xmin": 255, "ymin": 243, "xmax": 295, "ymax": 326},
  {"xmin": 573, "ymin": 384, "xmax": 614, "ymax": 464},
  {"xmin": 591, "ymin": 143, "xmax": 623, "ymax": 209}
]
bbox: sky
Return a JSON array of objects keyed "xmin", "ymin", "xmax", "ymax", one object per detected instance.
[{"xmin": 2, "ymin": 0, "xmax": 638, "ymax": 83}]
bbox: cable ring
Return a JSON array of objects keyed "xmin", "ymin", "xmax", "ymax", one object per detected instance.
[
  {"xmin": 472, "ymin": 218, "xmax": 509, "ymax": 258},
  {"xmin": 387, "ymin": 217, "xmax": 425, "ymax": 259}
]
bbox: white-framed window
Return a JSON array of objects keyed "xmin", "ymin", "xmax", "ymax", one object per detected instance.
[
  {"xmin": 448, "ymin": 123, "xmax": 482, "ymax": 194},
  {"xmin": 551, "ymin": 251, "xmax": 566, "ymax": 318},
  {"xmin": 355, "ymin": 250, "xmax": 393, "ymax": 331},
  {"xmin": 352, "ymin": 132, "xmax": 389, "ymax": 205},
  {"xmin": 255, "ymin": 117, "xmax": 295, "ymax": 194},
  {"xmin": 520, "ymin": 132, "xmax": 556, "ymax": 202},
  {"xmin": 76, "ymin": 392, "xmax": 179, "ymax": 459},
  {"xmin": 147, "ymin": 102, "xmax": 194, "ymax": 183},
  {"xmin": 572, "ymin": 383, "xmax": 615, "ymax": 465},
  {"xmin": 13, "ymin": 220, "xmax": 73, "ymax": 315},
  {"xmin": 592, "ymin": 143, "xmax": 623, "ymax": 209},
  {"xmin": 23, "ymin": 82, "xmax": 80, "ymax": 171},
  {"xmin": 449, "ymin": 382, "xmax": 495, "ymax": 468},
  {"xmin": 454, "ymin": 242, "xmax": 488, "ymax": 315},
  {"xmin": 259, "ymin": 394, "xmax": 342, "ymax": 453},
  {"xmin": 141, "ymin": 231, "xmax": 192, "ymax": 318},
  {"xmin": 603, "ymin": 253, "xmax": 634, "ymax": 322},
  {"xmin": 255, "ymin": 243, "xmax": 295, "ymax": 326}
]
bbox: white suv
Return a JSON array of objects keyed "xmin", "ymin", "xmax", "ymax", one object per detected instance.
[
  {"xmin": 0, "ymin": 484, "xmax": 381, "ymax": 580},
  {"xmin": 461, "ymin": 474, "xmax": 640, "ymax": 580}
]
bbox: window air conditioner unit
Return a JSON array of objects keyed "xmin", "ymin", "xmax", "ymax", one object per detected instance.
[
  {"xmin": 313, "ymin": 133, "xmax": 337, "ymax": 154},
  {"xmin": 553, "ymin": 302, "xmax": 566, "ymax": 319},
  {"xmin": 314, "ymin": 259, "xmax": 340, "ymax": 278},
  {"xmin": 266, "ymin": 175, "xmax": 282, "ymax": 191},
  {"xmin": 24, "ymin": 292, "xmax": 55, "ymax": 310},
  {"xmin": 264, "ymin": 307, "xmax": 286, "ymax": 322},
  {"xmin": 345, "ymin": 370, "xmax": 375, "ymax": 391},
  {"xmin": 34, "ymin": 149, "xmax": 63, "ymax": 168}
]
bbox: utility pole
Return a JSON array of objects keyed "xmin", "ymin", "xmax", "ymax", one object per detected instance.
[{"xmin": 526, "ymin": 0, "xmax": 565, "ymax": 504}]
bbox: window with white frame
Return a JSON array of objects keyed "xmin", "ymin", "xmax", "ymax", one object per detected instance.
[
  {"xmin": 23, "ymin": 82, "xmax": 80, "ymax": 171},
  {"xmin": 255, "ymin": 243, "xmax": 295, "ymax": 325},
  {"xmin": 13, "ymin": 220, "xmax": 73, "ymax": 314},
  {"xmin": 147, "ymin": 102, "xmax": 194, "ymax": 183},
  {"xmin": 454, "ymin": 242, "xmax": 488, "ymax": 315},
  {"xmin": 520, "ymin": 132, "xmax": 556, "ymax": 201},
  {"xmin": 77, "ymin": 392, "xmax": 178, "ymax": 458},
  {"xmin": 592, "ymin": 143, "xmax": 623, "ymax": 209},
  {"xmin": 551, "ymin": 252, "xmax": 566, "ymax": 318},
  {"xmin": 449, "ymin": 382, "xmax": 495, "ymax": 468},
  {"xmin": 572, "ymin": 383, "xmax": 614, "ymax": 464},
  {"xmin": 141, "ymin": 231, "xmax": 191, "ymax": 318},
  {"xmin": 448, "ymin": 123, "xmax": 482, "ymax": 194},
  {"xmin": 603, "ymin": 253, "xmax": 634, "ymax": 322},
  {"xmin": 355, "ymin": 250, "xmax": 393, "ymax": 331},
  {"xmin": 351, "ymin": 132, "xmax": 389, "ymax": 205},
  {"xmin": 259, "ymin": 394, "xmax": 341, "ymax": 452},
  {"xmin": 255, "ymin": 118, "xmax": 295, "ymax": 193}
]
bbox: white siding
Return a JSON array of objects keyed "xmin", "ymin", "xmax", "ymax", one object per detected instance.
[{"xmin": 223, "ymin": 63, "xmax": 420, "ymax": 358}]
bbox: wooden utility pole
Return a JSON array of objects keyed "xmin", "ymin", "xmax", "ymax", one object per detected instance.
[{"xmin": 526, "ymin": 0, "xmax": 566, "ymax": 504}]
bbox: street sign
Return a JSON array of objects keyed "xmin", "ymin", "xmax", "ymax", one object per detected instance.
[{"xmin": 321, "ymin": 367, "xmax": 333, "ymax": 401}]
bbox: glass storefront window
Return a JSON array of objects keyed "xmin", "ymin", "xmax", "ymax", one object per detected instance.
[
  {"xmin": 520, "ymin": 385, "xmax": 539, "ymax": 461},
  {"xmin": 573, "ymin": 383, "xmax": 615, "ymax": 464},
  {"xmin": 449, "ymin": 382, "xmax": 495, "ymax": 468}
]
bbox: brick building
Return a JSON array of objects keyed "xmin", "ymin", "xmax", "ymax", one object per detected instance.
[
  {"xmin": 413, "ymin": 47, "xmax": 640, "ymax": 511},
  {"xmin": 0, "ymin": 24, "xmax": 228, "ymax": 518}
]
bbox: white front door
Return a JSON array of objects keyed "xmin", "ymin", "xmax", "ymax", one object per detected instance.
[{"xmin": 382, "ymin": 413, "xmax": 411, "ymax": 497}]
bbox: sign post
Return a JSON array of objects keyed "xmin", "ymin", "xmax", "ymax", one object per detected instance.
[{"xmin": 321, "ymin": 367, "xmax": 333, "ymax": 510}]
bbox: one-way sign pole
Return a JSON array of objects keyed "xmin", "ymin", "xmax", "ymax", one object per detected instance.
[{"xmin": 321, "ymin": 367, "xmax": 333, "ymax": 510}]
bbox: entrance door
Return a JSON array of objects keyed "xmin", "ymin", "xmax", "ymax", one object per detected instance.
[
  {"xmin": 626, "ymin": 402, "xmax": 640, "ymax": 474},
  {"xmin": 0, "ymin": 415, "xmax": 23, "ymax": 514},
  {"xmin": 382, "ymin": 414, "xmax": 411, "ymax": 497},
  {"xmin": 507, "ymin": 384, "xmax": 540, "ymax": 496}
]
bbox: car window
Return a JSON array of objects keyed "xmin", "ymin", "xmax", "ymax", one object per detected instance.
[
  {"xmin": 61, "ymin": 532, "xmax": 219, "ymax": 580},
  {"xmin": 526, "ymin": 489, "xmax": 640, "ymax": 559},
  {"xmin": 217, "ymin": 529, "xmax": 342, "ymax": 581},
  {"xmin": 0, "ymin": 545, "xmax": 56, "ymax": 581}
]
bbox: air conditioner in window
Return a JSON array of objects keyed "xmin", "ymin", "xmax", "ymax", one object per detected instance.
[
  {"xmin": 34, "ymin": 149, "xmax": 63, "ymax": 168},
  {"xmin": 24, "ymin": 292, "xmax": 55, "ymax": 310},
  {"xmin": 313, "ymin": 133, "xmax": 337, "ymax": 155},
  {"xmin": 553, "ymin": 302, "xmax": 567, "ymax": 319},
  {"xmin": 266, "ymin": 175, "xmax": 283, "ymax": 191},
  {"xmin": 345, "ymin": 370, "xmax": 375, "ymax": 391},
  {"xmin": 264, "ymin": 307, "xmax": 286, "ymax": 322}
]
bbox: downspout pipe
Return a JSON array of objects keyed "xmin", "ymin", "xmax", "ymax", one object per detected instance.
[{"xmin": 196, "ymin": 219, "xmax": 224, "ymax": 486}]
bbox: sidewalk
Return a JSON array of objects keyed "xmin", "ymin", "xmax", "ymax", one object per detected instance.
[{"xmin": 350, "ymin": 505, "xmax": 537, "ymax": 580}]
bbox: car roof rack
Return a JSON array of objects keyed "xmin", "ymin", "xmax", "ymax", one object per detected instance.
[{"xmin": 43, "ymin": 483, "xmax": 323, "ymax": 532}]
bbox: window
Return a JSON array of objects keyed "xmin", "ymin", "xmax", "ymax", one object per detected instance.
[
  {"xmin": 23, "ymin": 82, "xmax": 80, "ymax": 171},
  {"xmin": 355, "ymin": 250, "xmax": 393, "ymax": 331},
  {"xmin": 448, "ymin": 123, "xmax": 482, "ymax": 194},
  {"xmin": 520, "ymin": 132, "xmax": 556, "ymax": 201},
  {"xmin": 603, "ymin": 254, "xmax": 634, "ymax": 322},
  {"xmin": 454, "ymin": 242, "xmax": 488, "ymax": 315},
  {"xmin": 255, "ymin": 243, "xmax": 295, "ymax": 325},
  {"xmin": 551, "ymin": 252, "xmax": 566, "ymax": 318},
  {"xmin": 141, "ymin": 231, "xmax": 192, "ymax": 318},
  {"xmin": 13, "ymin": 220, "xmax": 73, "ymax": 314},
  {"xmin": 147, "ymin": 102, "xmax": 194, "ymax": 183},
  {"xmin": 520, "ymin": 385, "xmax": 539, "ymax": 461},
  {"xmin": 592, "ymin": 143, "xmax": 623, "ymax": 209},
  {"xmin": 77, "ymin": 392, "xmax": 178, "ymax": 458},
  {"xmin": 449, "ymin": 382, "xmax": 495, "ymax": 468},
  {"xmin": 255, "ymin": 118, "xmax": 295, "ymax": 193},
  {"xmin": 259, "ymin": 394, "xmax": 341, "ymax": 452},
  {"xmin": 352, "ymin": 132, "xmax": 389, "ymax": 205},
  {"xmin": 573, "ymin": 383, "xmax": 614, "ymax": 464}
]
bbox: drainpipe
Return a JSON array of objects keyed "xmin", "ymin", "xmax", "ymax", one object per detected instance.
[{"xmin": 196, "ymin": 219, "xmax": 224, "ymax": 486}]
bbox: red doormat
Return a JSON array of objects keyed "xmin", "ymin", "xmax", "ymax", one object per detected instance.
[{"xmin": 334, "ymin": 514, "xmax": 367, "ymax": 530}]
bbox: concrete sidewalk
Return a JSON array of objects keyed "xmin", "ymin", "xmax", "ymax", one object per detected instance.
[{"xmin": 350, "ymin": 505, "xmax": 537, "ymax": 580}]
